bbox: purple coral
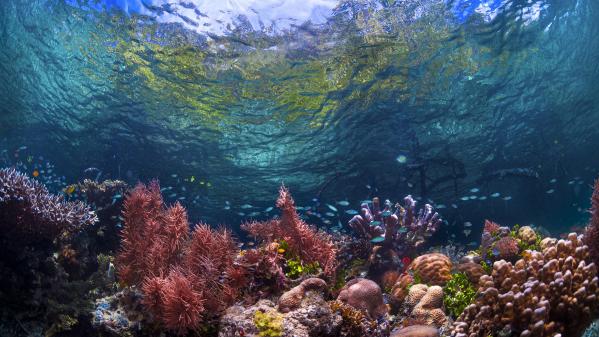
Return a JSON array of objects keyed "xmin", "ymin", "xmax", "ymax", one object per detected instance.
[
  {"xmin": 348, "ymin": 195, "xmax": 441, "ymax": 256},
  {"xmin": 0, "ymin": 167, "xmax": 97, "ymax": 241}
]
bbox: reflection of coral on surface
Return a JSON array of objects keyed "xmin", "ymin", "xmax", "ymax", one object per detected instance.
[
  {"xmin": 0, "ymin": 167, "xmax": 97, "ymax": 241},
  {"xmin": 242, "ymin": 185, "xmax": 338, "ymax": 278},
  {"xmin": 116, "ymin": 181, "xmax": 241, "ymax": 334}
]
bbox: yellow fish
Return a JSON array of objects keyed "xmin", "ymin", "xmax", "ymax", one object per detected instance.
[
  {"xmin": 190, "ymin": 176, "xmax": 195, "ymax": 183},
  {"xmin": 64, "ymin": 185, "xmax": 76, "ymax": 195}
]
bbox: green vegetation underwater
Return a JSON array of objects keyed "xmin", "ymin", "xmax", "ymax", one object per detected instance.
[{"xmin": 1, "ymin": 0, "xmax": 599, "ymax": 336}]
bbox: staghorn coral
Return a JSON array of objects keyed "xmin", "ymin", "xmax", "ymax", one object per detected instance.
[
  {"xmin": 450, "ymin": 232, "xmax": 599, "ymax": 337},
  {"xmin": 336, "ymin": 278, "xmax": 388, "ymax": 319},
  {"xmin": 347, "ymin": 196, "xmax": 442, "ymax": 271},
  {"xmin": 408, "ymin": 253, "xmax": 452, "ymax": 286},
  {"xmin": 116, "ymin": 182, "xmax": 242, "ymax": 334},
  {"xmin": 0, "ymin": 167, "xmax": 97, "ymax": 242},
  {"xmin": 242, "ymin": 185, "xmax": 337, "ymax": 279},
  {"xmin": 404, "ymin": 284, "xmax": 448, "ymax": 329}
]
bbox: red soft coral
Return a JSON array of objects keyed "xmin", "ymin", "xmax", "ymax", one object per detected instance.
[
  {"xmin": 116, "ymin": 182, "xmax": 240, "ymax": 334},
  {"xmin": 161, "ymin": 270, "xmax": 205, "ymax": 335},
  {"xmin": 242, "ymin": 185, "xmax": 338, "ymax": 279}
]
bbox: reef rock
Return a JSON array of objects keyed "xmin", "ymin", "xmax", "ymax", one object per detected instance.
[
  {"xmin": 220, "ymin": 285, "xmax": 341, "ymax": 337},
  {"xmin": 278, "ymin": 278, "xmax": 328, "ymax": 313},
  {"xmin": 390, "ymin": 273, "xmax": 415, "ymax": 308},
  {"xmin": 391, "ymin": 325, "xmax": 440, "ymax": 337},
  {"xmin": 337, "ymin": 278, "xmax": 388, "ymax": 319},
  {"xmin": 409, "ymin": 253, "xmax": 452, "ymax": 286}
]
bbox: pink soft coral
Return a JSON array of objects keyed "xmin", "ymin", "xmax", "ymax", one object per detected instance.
[{"xmin": 242, "ymin": 185, "xmax": 338, "ymax": 279}]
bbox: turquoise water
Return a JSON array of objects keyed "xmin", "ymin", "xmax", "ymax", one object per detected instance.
[{"xmin": 1, "ymin": 0, "xmax": 598, "ymax": 235}]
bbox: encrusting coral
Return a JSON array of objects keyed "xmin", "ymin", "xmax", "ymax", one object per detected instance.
[{"xmin": 242, "ymin": 185, "xmax": 338, "ymax": 279}]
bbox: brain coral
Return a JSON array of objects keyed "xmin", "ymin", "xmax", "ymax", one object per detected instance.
[
  {"xmin": 336, "ymin": 278, "xmax": 388, "ymax": 319},
  {"xmin": 409, "ymin": 253, "xmax": 452, "ymax": 286},
  {"xmin": 404, "ymin": 284, "xmax": 447, "ymax": 329},
  {"xmin": 450, "ymin": 233, "xmax": 599, "ymax": 337}
]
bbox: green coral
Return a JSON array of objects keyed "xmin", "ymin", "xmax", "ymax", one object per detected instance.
[
  {"xmin": 254, "ymin": 310, "xmax": 283, "ymax": 337},
  {"xmin": 443, "ymin": 272, "xmax": 476, "ymax": 318}
]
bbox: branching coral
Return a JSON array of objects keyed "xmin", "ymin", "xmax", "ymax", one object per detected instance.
[
  {"xmin": 451, "ymin": 233, "xmax": 599, "ymax": 337},
  {"xmin": 347, "ymin": 196, "xmax": 441, "ymax": 272},
  {"xmin": 116, "ymin": 182, "xmax": 242, "ymax": 334},
  {"xmin": 242, "ymin": 185, "xmax": 337, "ymax": 279},
  {"xmin": 0, "ymin": 167, "xmax": 97, "ymax": 242}
]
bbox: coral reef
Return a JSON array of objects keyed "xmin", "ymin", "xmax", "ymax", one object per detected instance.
[
  {"xmin": 0, "ymin": 168, "xmax": 108, "ymax": 336},
  {"xmin": 408, "ymin": 253, "xmax": 452, "ymax": 286},
  {"xmin": 347, "ymin": 196, "xmax": 441, "ymax": 273},
  {"xmin": 336, "ymin": 278, "xmax": 388, "ymax": 319},
  {"xmin": 451, "ymin": 232, "xmax": 599, "ymax": 337},
  {"xmin": 242, "ymin": 185, "xmax": 338, "ymax": 279},
  {"xmin": 329, "ymin": 300, "xmax": 388, "ymax": 337},
  {"xmin": 403, "ymin": 284, "xmax": 448, "ymax": 329},
  {"xmin": 0, "ymin": 167, "xmax": 97, "ymax": 242}
]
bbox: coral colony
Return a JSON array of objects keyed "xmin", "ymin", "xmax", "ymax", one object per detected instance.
[{"xmin": 3, "ymin": 167, "xmax": 599, "ymax": 336}]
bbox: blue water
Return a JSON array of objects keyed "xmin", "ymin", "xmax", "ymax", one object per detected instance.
[{"xmin": 1, "ymin": 0, "xmax": 598, "ymax": 240}]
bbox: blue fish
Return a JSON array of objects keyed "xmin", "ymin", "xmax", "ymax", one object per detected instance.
[{"xmin": 345, "ymin": 209, "xmax": 359, "ymax": 215}]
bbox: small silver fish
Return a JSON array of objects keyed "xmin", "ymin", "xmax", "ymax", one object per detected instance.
[
  {"xmin": 546, "ymin": 189, "xmax": 555, "ymax": 194},
  {"xmin": 336, "ymin": 200, "xmax": 350, "ymax": 206},
  {"xmin": 326, "ymin": 204, "xmax": 338, "ymax": 212},
  {"xmin": 470, "ymin": 188, "xmax": 480, "ymax": 193},
  {"xmin": 503, "ymin": 196, "xmax": 512, "ymax": 201},
  {"xmin": 240, "ymin": 204, "xmax": 253, "ymax": 209},
  {"xmin": 490, "ymin": 192, "xmax": 501, "ymax": 198}
]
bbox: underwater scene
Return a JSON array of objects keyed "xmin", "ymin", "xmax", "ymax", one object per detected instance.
[{"xmin": 1, "ymin": 0, "xmax": 599, "ymax": 336}]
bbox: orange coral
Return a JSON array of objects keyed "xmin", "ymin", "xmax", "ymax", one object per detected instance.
[{"xmin": 409, "ymin": 253, "xmax": 452, "ymax": 286}]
